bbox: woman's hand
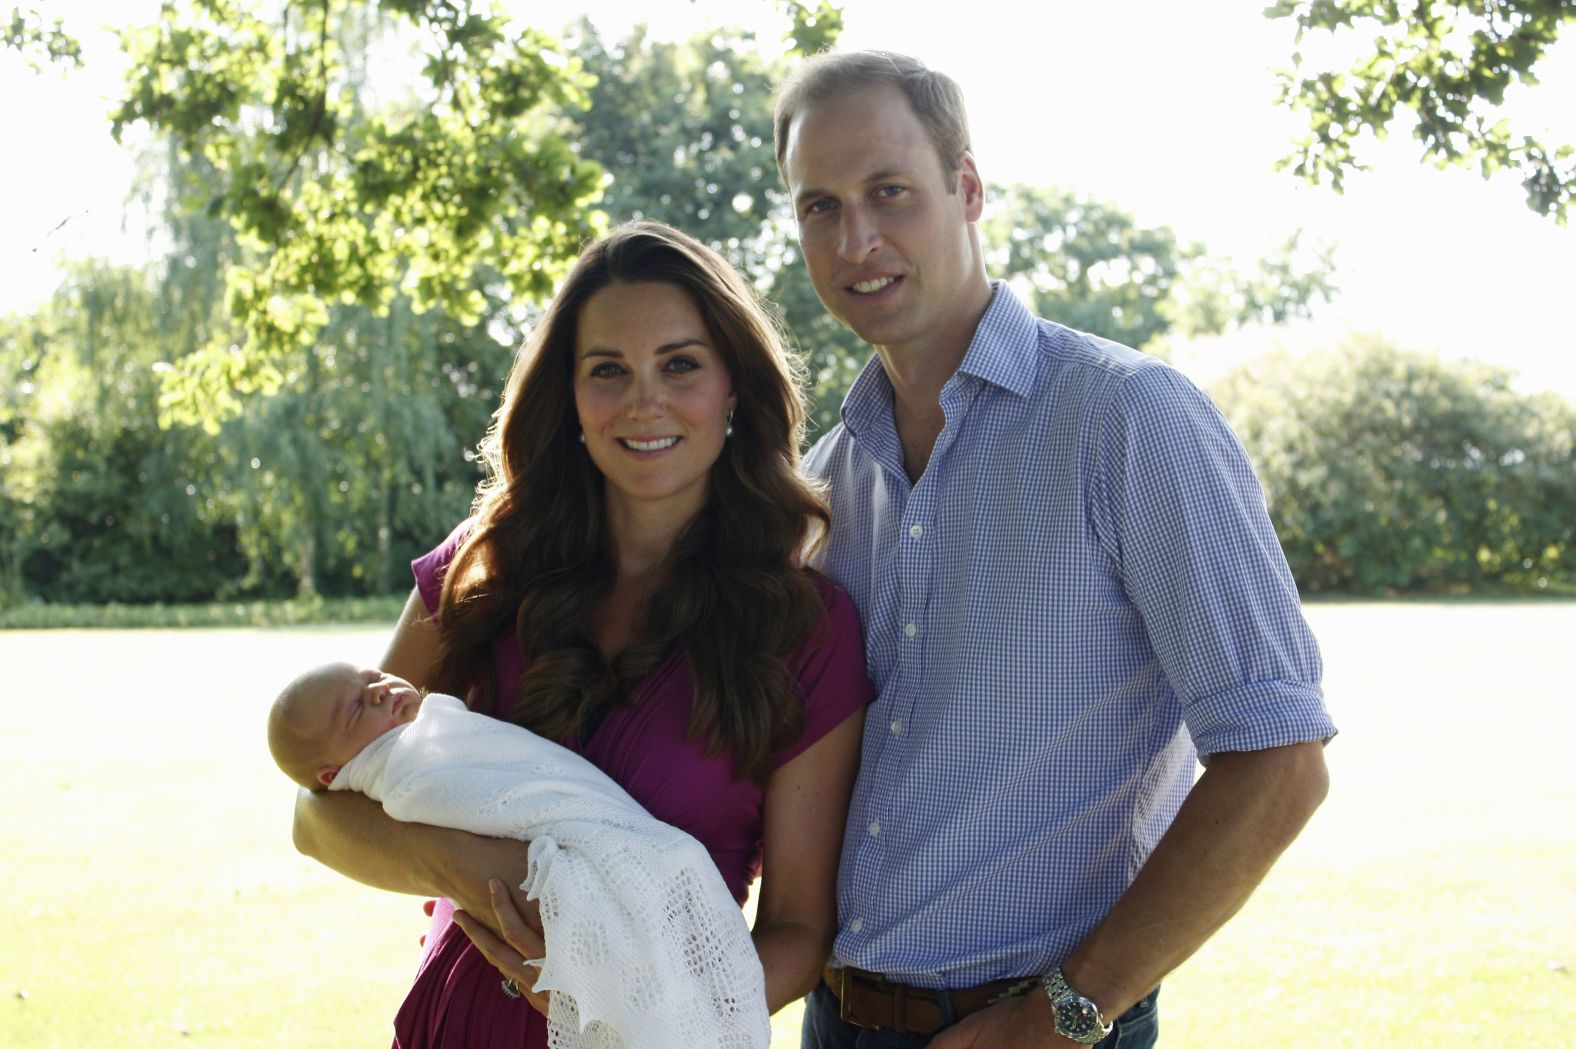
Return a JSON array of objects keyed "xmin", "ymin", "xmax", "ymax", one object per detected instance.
[{"xmin": 452, "ymin": 879, "xmax": 552, "ymax": 1017}]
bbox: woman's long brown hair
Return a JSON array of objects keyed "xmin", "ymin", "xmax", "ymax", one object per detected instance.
[{"xmin": 431, "ymin": 221, "xmax": 831, "ymax": 783}]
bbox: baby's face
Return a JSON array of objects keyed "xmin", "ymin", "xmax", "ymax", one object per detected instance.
[{"xmin": 308, "ymin": 665, "xmax": 425, "ymax": 777}]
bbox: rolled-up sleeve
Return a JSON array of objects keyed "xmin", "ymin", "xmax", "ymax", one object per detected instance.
[{"xmin": 1093, "ymin": 363, "xmax": 1337, "ymax": 762}]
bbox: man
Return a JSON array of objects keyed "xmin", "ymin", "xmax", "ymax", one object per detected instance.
[{"xmin": 775, "ymin": 51, "xmax": 1337, "ymax": 1048}]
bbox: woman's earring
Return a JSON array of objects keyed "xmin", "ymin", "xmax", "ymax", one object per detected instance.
[
  {"xmin": 578, "ymin": 430, "xmax": 586, "ymax": 444},
  {"xmin": 725, "ymin": 411, "xmax": 734, "ymax": 438}
]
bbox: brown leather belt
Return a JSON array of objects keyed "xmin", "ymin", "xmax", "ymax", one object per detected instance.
[{"xmin": 822, "ymin": 964, "xmax": 1039, "ymax": 1034}]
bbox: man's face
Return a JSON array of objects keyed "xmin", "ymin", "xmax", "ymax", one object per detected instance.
[{"xmin": 783, "ymin": 83, "xmax": 984, "ymax": 359}]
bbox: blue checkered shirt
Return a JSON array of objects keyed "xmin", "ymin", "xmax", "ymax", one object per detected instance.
[{"xmin": 805, "ymin": 284, "xmax": 1335, "ymax": 988}]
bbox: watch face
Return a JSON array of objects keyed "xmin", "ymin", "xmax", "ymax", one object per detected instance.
[{"xmin": 1055, "ymin": 998, "xmax": 1102, "ymax": 1039}]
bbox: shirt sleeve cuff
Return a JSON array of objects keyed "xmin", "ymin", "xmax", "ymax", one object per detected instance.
[{"xmin": 1186, "ymin": 680, "xmax": 1337, "ymax": 766}]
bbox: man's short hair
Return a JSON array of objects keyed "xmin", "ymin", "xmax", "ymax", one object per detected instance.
[{"xmin": 773, "ymin": 50, "xmax": 972, "ymax": 191}]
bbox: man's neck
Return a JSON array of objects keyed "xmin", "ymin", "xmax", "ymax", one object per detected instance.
[{"xmin": 874, "ymin": 277, "xmax": 994, "ymax": 483}]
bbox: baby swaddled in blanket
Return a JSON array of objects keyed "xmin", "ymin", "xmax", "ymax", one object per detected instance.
[{"xmin": 268, "ymin": 661, "xmax": 768, "ymax": 1049}]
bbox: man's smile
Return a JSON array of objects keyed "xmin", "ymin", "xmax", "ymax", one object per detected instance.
[{"xmin": 849, "ymin": 275, "xmax": 901, "ymax": 294}]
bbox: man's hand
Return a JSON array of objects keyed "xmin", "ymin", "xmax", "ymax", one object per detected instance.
[{"xmin": 928, "ymin": 991, "xmax": 1076, "ymax": 1049}]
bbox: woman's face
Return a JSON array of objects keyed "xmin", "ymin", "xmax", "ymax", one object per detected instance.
[{"xmin": 573, "ymin": 280, "xmax": 736, "ymax": 525}]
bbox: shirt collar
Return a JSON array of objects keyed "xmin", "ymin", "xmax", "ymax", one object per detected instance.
[
  {"xmin": 839, "ymin": 281, "xmax": 1038, "ymax": 436},
  {"xmin": 955, "ymin": 281, "xmax": 1038, "ymax": 399},
  {"xmin": 839, "ymin": 352, "xmax": 895, "ymax": 439}
]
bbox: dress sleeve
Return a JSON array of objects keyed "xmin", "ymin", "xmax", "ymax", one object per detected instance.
[
  {"xmin": 410, "ymin": 517, "xmax": 476, "ymax": 616},
  {"xmin": 772, "ymin": 576, "xmax": 875, "ymax": 769},
  {"xmin": 1090, "ymin": 363, "xmax": 1336, "ymax": 763}
]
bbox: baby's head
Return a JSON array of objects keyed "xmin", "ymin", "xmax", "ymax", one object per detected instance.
[{"xmin": 268, "ymin": 662, "xmax": 424, "ymax": 791}]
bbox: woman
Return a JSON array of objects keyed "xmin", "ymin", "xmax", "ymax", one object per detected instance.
[{"xmin": 292, "ymin": 221, "xmax": 871, "ymax": 1047}]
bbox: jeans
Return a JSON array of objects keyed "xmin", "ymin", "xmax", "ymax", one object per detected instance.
[{"xmin": 801, "ymin": 981, "xmax": 1160, "ymax": 1049}]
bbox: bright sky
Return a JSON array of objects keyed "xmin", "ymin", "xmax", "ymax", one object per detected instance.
[{"xmin": 4, "ymin": 0, "xmax": 1574, "ymax": 396}]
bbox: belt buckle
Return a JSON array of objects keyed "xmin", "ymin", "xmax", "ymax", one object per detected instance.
[
  {"xmin": 842, "ymin": 969, "xmax": 942, "ymax": 1034},
  {"xmin": 830, "ymin": 967, "xmax": 855, "ymax": 1024},
  {"xmin": 836, "ymin": 968, "xmax": 880, "ymax": 1030},
  {"xmin": 836, "ymin": 967, "xmax": 900, "ymax": 1031}
]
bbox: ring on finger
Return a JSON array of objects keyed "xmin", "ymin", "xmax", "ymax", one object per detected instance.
[{"xmin": 501, "ymin": 978, "xmax": 522, "ymax": 999}]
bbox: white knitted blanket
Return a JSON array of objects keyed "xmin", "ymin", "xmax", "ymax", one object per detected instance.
[{"xmin": 335, "ymin": 693, "xmax": 768, "ymax": 1049}]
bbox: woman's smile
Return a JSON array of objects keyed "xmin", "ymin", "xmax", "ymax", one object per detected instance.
[{"xmin": 618, "ymin": 435, "xmax": 681, "ymax": 453}]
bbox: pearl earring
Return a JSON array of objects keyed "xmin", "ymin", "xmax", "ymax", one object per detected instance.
[
  {"xmin": 725, "ymin": 411, "xmax": 734, "ymax": 438},
  {"xmin": 578, "ymin": 430, "xmax": 585, "ymax": 444}
]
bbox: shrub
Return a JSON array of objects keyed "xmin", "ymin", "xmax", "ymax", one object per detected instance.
[{"xmin": 1212, "ymin": 337, "xmax": 1576, "ymax": 593}]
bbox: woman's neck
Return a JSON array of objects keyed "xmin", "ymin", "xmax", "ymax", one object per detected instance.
[
  {"xmin": 602, "ymin": 485, "xmax": 704, "ymax": 584},
  {"xmin": 591, "ymin": 490, "xmax": 703, "ymax": 661}
]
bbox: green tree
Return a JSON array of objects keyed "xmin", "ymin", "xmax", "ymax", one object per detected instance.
[
  {"xmin": 2, "ymin": 4, "xmax": 82, "ymax": 70},
  {"xmin": 1214, "ymin": 337, "xmax": 1576, "ymax": 592},
  {"xmin": 569, "ymin": 21, "xmax": 779, "ymax": 260},
  {"xmin": 780, "ymin": 0, "xmax": 843, "ymax": 55},
  {"xmin": 983, "ymin": 185, "xmax": 1337, "ymax": 351},
  {"xmin": 0, "ymin": 125, "xmax": 512, "ymax": 606},
  {"xmin": 0, "ymin": 136, "xmax": 255, "ymax": 607},
  {"xmin": 111, "ymin": 0, "xmax": 603, "ymax": 428},
  {"xmin": 1, "ymin": 309, "xmax": 45, "ymax": 605},
  {"xmin": 1162, "ymin": 230, "xmax": 1339, "ymax": 339},
  {"xmin": 142, "ymin": 138, "xmax": 505, "ymax": 599},
  {"xmin": 1267, "ymin": 0, "xmax": 1576, "ymax": 223},
  {"xmin": 0, "ymin": 262, "xmax": 246, "ymax": 605},
  {"xmin": 215, "ymin": 296, "xmax": 509, "ymax": 598},
  {"xmin": 985, "ymin": 185, "xmax": 1194, "ymax": 351}
]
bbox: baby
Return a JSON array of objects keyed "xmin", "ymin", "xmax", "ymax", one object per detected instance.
[
  {"xmin": 267, "ymin": 661, "xmax": 768, "ymax": 1049},
  {"xmin": 268, "ymin": 663, "xmax": 425, "ymax": 790}
]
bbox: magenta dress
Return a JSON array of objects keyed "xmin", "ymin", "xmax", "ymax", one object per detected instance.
[{"xmin": 389, "ymin": 521, "xmax": 873, "ymax": 1048}]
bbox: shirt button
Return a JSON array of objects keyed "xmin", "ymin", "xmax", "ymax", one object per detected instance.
[
  {"xmin": 904, "ymin": 622, "xmax": 918, "ymax": 638},
  {"xmin": 890, "ymin": 719, "xmax": 904, "ymax": 735},
  {"xmin": 848, "ymin": 918, "xmax": 864, "ymax": 933},
  {"xmin": 908, "ymin": 523, "xmax": 923, "ymax": 539},
  {"xmin": 868, "ymin": 820, "xmax": 881, "ymax": 837}
]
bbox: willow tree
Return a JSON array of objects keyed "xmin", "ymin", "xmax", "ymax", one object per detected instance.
[{"xmin": 111, "ymin": 0, "xmax": 604, "ymax": 429}]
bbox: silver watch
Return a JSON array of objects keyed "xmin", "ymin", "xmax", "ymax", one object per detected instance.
[{"xmin": 1040, "ymin": 967, "xmax": 1113, "ymax": 1045}]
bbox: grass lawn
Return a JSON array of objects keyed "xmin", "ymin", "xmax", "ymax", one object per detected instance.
[{"xmin": 3, "ymin": 603, "xmax": 1573, "ymax": 1047}]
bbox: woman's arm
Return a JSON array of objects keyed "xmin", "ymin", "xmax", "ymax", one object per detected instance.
[
  {"xmin": 291, "ymin": 786, "xmax": 534, "ymax": 921},
  {"xmin": 380, "ymin": 586, "xmax": 444, "ymax": 690},
  {"xmin": 289, "ymin": 586, "xmax": 540, "ymax": 928},
  {"xmin": 751, "ymin": 706, "xmax": 864, "ymax": 1012}
]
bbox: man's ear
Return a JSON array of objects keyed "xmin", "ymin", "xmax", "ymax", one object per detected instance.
[
  {"xmin": 317, "ymin": 765, "xmax": 340, "ymax": 788},
  {"xmin": 957, "ymin": 151, "xmax": 985, "ymax": 222}
]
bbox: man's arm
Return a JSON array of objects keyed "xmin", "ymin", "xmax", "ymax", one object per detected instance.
[
  {"xmin": 936, "ymin": 364, "xmax": 1332, "ymax": 1045},
  {"xmin": 930, "ymin": 740, "xmax": 1328, "ymax": 1047}
]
